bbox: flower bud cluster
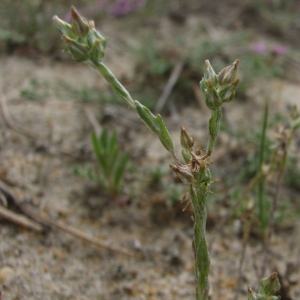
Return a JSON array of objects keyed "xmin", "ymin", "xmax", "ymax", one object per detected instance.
[
  {"xmin": 248, "ymin": 272, "xmax": 281, "ymax": 300},
  {"xmin": 170, "ymin": 151, "xmax": 211, "ymax": 191},
  {"xmin": 53, "ymin": 6, "xmax": 107, "ymax": 63},
  {"xmin": 200, "ymin": 59, "xmax": 240, "ymax": 109}
]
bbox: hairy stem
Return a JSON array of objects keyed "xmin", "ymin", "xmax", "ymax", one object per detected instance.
[
  {"xmin": 207, "ymin": 107, "xmax": 222, "ymax": 156},
  {"xmin": 190, "ymin": 186, "xmax": 210, "ymax": 300},
  {"xmin": 90, "ymin": 61, "xmax": 136, "ymax": 108}
]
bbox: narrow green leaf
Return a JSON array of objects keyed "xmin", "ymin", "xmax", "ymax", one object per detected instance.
[
  {"xmin": 92, "ymin": 132, "xmax": 102, "ymax": 160},
  {"xmin": 114, "ymin": 153, "xmax": 129, "ymax": 189},
  {"xmin": 100, "ymin": 128, "xmax": 108, "ymax": 149},
  {"xmin": 109, "ymin": 131, "xmax": 117, "ymax": 153},
  {"xmin": 109, "ymin": 148, "xmax": 119, "ymax": 174},
  {"xmin": 106, "ymin": 131, "xmax": 119, "ymax": 174},
  {"xmin": 135, "ymin": 100, "xmax": 160, "ymax": 134},
  {"xmin": 92, "ymin": 132, "xmax": 107, "ymax": 173},
  {"xmin": 135, "ymin": 101, "xmax": 174, "ymax": 154},
  {"xmin": 156, "ymin": 114, "xmax": 174, "ymax": 153},
  {"xmin": 258, "ymin": 102, "xmax": 269, "ymax": 235}
]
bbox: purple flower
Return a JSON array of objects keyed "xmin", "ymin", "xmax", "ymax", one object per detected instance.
[
  {"xmin": 252, "ymin": 42, "xmax": 288, "ymax": 57},
  {"xmin": 252, "ymin": 42, "xmax": 267, "ymax": 54},
  {"xmin": 109, "ymin": 0, "xmax": 146, "ymax": 17},
  {"xmin": 272, "ymin": 45, "xmax": 287, "ymax": 56}
]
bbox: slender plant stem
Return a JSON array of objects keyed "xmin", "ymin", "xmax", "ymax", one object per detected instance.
[
  {"xmin": 258, "ymin": 102, "xmax": 269, "ymax": 238},
  {"xmin": 190, "ymin": 186, "xmax": 210, "ymax": 300},
  {"xmin": 268, "ymin": 172, "xmax": 283, "ymax": 240},
  {"xmin": 207, "ymin": 107, "xmax": 222, "ymax": 156},
  {"xmin": 90, "ymin": 61, "xmax": 136, "ymax": 109}
]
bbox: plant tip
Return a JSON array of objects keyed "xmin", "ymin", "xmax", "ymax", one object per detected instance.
[
  {"xmin": 71, "ymin": 5, "xmax": 89, "ymax": 38},
  {"xmin": 270, "ymin": 272, "xmax": 278, "ymax": 280}
]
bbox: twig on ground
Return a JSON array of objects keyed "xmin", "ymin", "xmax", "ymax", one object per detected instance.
[
  {"xmin": 20, "ymin": 204, "xmax": 140, "ymax": 258},
  {"xmin": 0, "ymin": 190, "xmax": 8, "ymax": 207},
  {"xmin": 0, "ymin": 204, "xmax": 43, "ymax": 232},
  {"xmin": 0, "ymin": 180, "xmax": 141, "ymax": 258},
  {"xmin": 0, "ymin": 181, "xmax": 24, "ymax": 207},
  {"xmin": 154, "ymin": 59, "xmax": 185, "ymax": 114}
]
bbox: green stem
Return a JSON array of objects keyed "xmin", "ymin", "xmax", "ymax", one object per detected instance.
[
  {"xmin": 190, "ymin": 186, "xmax": 210, "ymax": 300},
  {"xmin": 207, "ymin": 107, "xmax": 222, "ymax": 156},
  {"xmin": 258, "ymin": 103, "xmax": 269, "ymax": 237},
  {"xmin": 90, "ymin": 60, "xmax": 178, "ymax": 161},
  {"xmin": 90, "ymin": 61, "xmax": 136, "ymax": 108}
]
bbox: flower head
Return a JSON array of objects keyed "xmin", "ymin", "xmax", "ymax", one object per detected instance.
[
  {"xmin": 200, "ymin": 59, "xmax": 240, "ymax": 108},
  {"xmin": 53, "ymin": 6, "xmax": 108, "ymax": 64}
]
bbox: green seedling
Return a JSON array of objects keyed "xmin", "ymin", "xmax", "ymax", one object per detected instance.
[
  {"xmin": 92, "ymin": 129, "xmax": 129, "ymax": 197},
  {"xmin": 249, "ymin": 104, "xmax": 300, "ymax": 238},
  {"xmin": 74, "ymin": 129, "xmax": 129, "ymax": 198},
  {"xmin": 53, "ymin": 6, "xmax": 280, "ymax": 299}
]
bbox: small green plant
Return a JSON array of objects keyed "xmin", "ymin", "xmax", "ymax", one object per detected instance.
[
  {"xmin": 92, "ymin": 129, "xmax": 129, "ymax": 196},
  {"xmin": 74, "ymin": 129, "xmax": 129, "ymax": 197},
  {"xmin": 245, "ymin": 104, "xmax": 300, "ymax": 237},
  {"xmin": 53, "ymin": 6, "xmax": 281, "ymax": 299}
]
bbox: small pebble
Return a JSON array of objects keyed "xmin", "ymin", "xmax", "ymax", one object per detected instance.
[
  {"xmin": 132, "ymin": 239, "xmax": 142, "ymax": 251},
  {"xmin": 0, "ymin": 266, "xmax": 15, "ymax": 284}
]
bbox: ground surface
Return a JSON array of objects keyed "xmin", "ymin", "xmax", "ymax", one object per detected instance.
[{"xmin": 1, "ymin": 2, "xmax": 300, "ymax": 300}]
